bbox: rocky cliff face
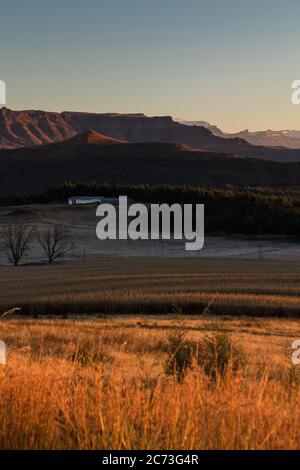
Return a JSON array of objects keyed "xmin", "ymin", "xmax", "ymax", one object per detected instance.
[
  {"xmin": 0, "ymin": 108, "xmax": 176, "ymax": 148},
  {"xmin": 2, "ymin": 107, "xmax": 300, "ymax": 161},
  {"xmin": 0, "ymin": 108, "xmax": 75, "ymax": 147},
  {"xmin": 0, "ymin": 107, "xmax": 250, "ymax": 151}
]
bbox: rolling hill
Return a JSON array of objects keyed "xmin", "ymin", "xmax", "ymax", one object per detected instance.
[{"xmin": 0, "ymin": 131, "xmax": 300, "ymax": 195}]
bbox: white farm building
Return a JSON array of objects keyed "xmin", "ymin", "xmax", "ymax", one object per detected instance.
[{"xmin": 68, "ymin": 196, "xmax": 120, "ymax": 205}]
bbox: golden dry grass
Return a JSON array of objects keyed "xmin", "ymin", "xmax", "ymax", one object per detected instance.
[
  {"xmin": 0, "ymin": 316, "xmax": 300, "ymax": 449},
  {"xmin": 1, "ymin": 258, "xmax": 300, "ymax": 449}
]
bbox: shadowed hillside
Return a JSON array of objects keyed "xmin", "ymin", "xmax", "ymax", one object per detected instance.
[{"xmin": 0, "ymin": 131, "xmax": 300, "ymax": 194}]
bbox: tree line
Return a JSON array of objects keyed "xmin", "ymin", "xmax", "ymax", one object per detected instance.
[{"xmin": 0, "ymin": 182, "xmax": 300, "ymax": 236}]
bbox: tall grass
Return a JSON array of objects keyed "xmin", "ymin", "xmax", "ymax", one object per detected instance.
[{"xmin": 0, "ymin": 317, "xmax": 299, "ymax": 449}]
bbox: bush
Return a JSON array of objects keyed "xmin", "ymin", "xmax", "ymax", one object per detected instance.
[
  {"xmin": 164, "ymin": 330, "xmax": 196, "ymax": 383},
  {"xmin": 197, "ymin": 331, "xmax": 245, "ymax": 379}
]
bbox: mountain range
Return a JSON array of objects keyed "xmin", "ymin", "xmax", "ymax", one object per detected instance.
[
  {"xmin": 2, "ymin": 107, "xmax": 300, "ymax": 162},
  {"xmin": 176, "ymin": 118, "xmax": 300, "ymax": 149},
  {"xmin": 0, "ymin": 107, "xmax": 300, "ymax": 195}
]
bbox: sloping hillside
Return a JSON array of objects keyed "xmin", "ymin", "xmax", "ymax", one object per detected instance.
[{"xmin": 0, "ymin": 131, "xmax": 299, "ymax": 194}]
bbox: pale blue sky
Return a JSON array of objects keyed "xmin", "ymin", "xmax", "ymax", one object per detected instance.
[{"xmin": 1, "ymin": 0, "xmax": 300, "ymax": 131}]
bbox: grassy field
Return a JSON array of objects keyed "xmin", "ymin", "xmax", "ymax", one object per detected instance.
[
  {"xmin": 1, "ymin": 257, "xmax": 300, "ymax": 317},
  {"xmin": 0, "ymin": 315, "xmax": 299, "ymax": 449},
  {"xmin": 1, "ymin": 258, "xmax": 300, "ymax": 449}
]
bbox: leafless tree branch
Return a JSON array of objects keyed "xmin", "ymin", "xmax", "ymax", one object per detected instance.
[
  {"xmin": 0, "ymin": 224, "xmax": 34, "ymax": 266},
  {"xmin": 36, "ymin": 225, "xmax": 72, "ymax": 263}
]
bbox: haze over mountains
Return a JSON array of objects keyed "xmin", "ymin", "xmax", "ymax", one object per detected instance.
[
  {"xmin": 176, "ymin": 118, "xmax": 300, "ymax": 149},
  {"xmin": 2, "ymin": 107, "xmax": 300, "ymax": 162}
]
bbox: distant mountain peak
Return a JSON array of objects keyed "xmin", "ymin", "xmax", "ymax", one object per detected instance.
[{"xmin": 177, "ymin": 118, "xmax": 300, "ymax": 150}]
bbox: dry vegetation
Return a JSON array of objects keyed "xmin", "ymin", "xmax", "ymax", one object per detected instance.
[
  {"xmin": 1, "ymin": 258, "xmax": 300, "ymax": 449},
  {"xmin": 0, "ymin": 316, "xmax": 299, "ymax": 449}
]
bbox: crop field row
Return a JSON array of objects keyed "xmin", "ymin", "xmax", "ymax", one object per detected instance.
[{"xmin": 1, "ymin": 258, "xmax": 300, "ymax": 317}]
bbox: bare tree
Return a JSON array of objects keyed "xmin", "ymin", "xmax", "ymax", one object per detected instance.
[
  {"xmin": 1, "ymin": 224, "xmax": 34, "ymax": 266},
  {"xmin": 36, "ymin": 225, "xmax": 72, "ymax": 263}
]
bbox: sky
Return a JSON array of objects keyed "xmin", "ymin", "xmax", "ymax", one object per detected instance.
[{"xmin": 1, "ymin": 0, "xmax": 300, "ymax": 132}]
